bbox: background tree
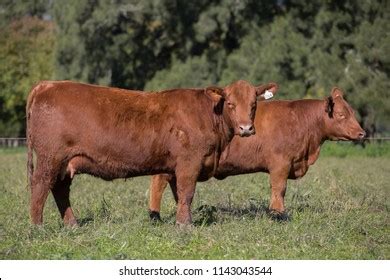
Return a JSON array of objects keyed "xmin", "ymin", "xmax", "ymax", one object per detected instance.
[
  {"xmin": 306, "ymin": 0, "xmax": 390, "ymax": 132},
  {"xmin": 219, "ymin": 14, "xmax": 309, "ymax": 99},
  {"xmin": 0, "ymin": 16, "xmax": 54, "ymax": 136},
  {"xmin": 0, "ymin": 0, "xmax": 50, "ymax": 26},
  {"xmin": 0, "ymin": 0, "xmax": 388, "ymax": 136}
]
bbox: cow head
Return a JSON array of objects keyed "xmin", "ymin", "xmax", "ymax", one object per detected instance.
[
  {"xmin": 206, "ymin": 80, "xmax": 278, "ymax": 137},
  {"xmin": 324, "ymin": 87, "xmax": 366, "ymax": 140}
]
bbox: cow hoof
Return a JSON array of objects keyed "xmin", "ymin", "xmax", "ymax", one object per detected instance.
[
  {"xmin": 268, "ymin": 210, "xmax": 290, "ymax": 222},
  {"xmin": 64, "ymin": 219, "xmax": 79, "ymax": 228},
  {"xmin": 149, "ymin": 210, "xmax": 162, "ymax": 222}
]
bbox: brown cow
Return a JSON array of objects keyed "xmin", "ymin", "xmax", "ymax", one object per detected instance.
[
  {"xmin": 149, "ymin": 87, "xmax": 365, "ymax": 220},
  {"xmin": 26, "ymin": 80, "xmax": 278, "ymax": 226}
]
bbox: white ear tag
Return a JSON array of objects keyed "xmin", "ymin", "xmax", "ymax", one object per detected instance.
[{"xmin": 263, "ymin": 90, "xmax": 273, "ymax": 100}]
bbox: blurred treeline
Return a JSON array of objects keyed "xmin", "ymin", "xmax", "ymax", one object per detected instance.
[{"xmin": 0, "ymin": 0, "xmax": 389, "ymax": 137}]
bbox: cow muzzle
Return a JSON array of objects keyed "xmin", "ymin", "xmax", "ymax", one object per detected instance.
[
  {"xmin": 239, "ymin": 124, "xmax": 255, "ymax": 137},
  {"xmin": 347, "ymin": 129, "xmax": 366, "ymax": 141},
  {"xmin": 357, "ymin": 130, "xmax": 366, "ymax": 140}
]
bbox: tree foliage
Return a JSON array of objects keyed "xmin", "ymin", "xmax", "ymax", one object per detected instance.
[
  {"xmin": 0, "ymin": 0, "xmax": 50, "ymax": 26},
  {"xmin": 0, "ymin": 0, "xmax": 388, "ymax": 136},
  {"xmin": 0, "ymin": 16, "xmax": 54, "ymax": 136}
]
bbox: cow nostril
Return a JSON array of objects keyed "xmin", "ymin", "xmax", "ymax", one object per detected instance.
[
  {"xmin": 239, "ymin": 124, "xmax": 255, "ymax": 136},
  {"xmin": 359, "ymin": 131, "xmax": 366, "ymax": 139},
  {"xmin": 239, "ymin": 125, "xmax": 253, "ymax": 131}
]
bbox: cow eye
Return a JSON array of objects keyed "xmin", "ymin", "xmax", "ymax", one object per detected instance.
[
  {"xmin": 227, "ymin": 102, "xmax": 236, "ymax": 109},
  {"xmin": 336, "ymin": 112, "xmax": 346, "ymax": 119}
]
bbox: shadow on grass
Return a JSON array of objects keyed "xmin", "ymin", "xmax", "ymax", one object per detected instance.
[
  {"xmin": 77, "ymin": 216, "xmax": 94, "ymax": 226},
  {"xmin": 216, "ymin": 201, "xmax": 291, "ymax": 223},
  {"xmin": 154, "ymin": 199, "xmax": 291, "ymax": 227},
  {"xmin": 75, "ymin": 196, "xmax": 115, "ymax": 227}
]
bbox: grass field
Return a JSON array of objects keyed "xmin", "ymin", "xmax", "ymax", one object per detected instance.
[{"xmin": 0, "ymin": 142, "xmax": 389, "ymax": 259}]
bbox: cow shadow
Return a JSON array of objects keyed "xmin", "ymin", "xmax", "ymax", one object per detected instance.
[
  {"xmin": 214, "ymin": 201, "xmax": 291, "ymax": 223},
  {"xmin": 77, "ymin": 216, "xmax": 94, "ymax": 226},
  {"xmin": 158, "ymin": 199, "xmax": 290, "ymax": 227}
]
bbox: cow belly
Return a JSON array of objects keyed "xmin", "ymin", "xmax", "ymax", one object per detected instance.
[
  {"xmin": 62, "ymin": 155, "xmax": 171, "ymax": 181},
  {"xmin": 61, "ymin": 156, "xmax": 127, "ymax": 180}
]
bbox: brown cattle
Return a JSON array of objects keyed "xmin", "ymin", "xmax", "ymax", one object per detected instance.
[
  {"xmin": 26, "ymin": 80, "xmax": 278, "ymax": 226},
  {"xmin": 149, "ymin": 87, "xmax": 365, "ymax": 220}
]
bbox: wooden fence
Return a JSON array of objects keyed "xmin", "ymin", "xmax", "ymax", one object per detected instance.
[{"xmin": 0, "ymin": 138, "xmax": 27, "ymax": 148}]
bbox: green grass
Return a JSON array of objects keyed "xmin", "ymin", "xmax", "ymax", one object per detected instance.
[
  {"xmin": 0, "ymin": 145, "xmax": 389, "ymax": 259},
  {"xmin": 321, "ymin": 141, "xmax": 390, "ymax": 157}
]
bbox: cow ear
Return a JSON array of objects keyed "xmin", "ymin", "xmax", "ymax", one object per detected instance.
[
  {"xmin": 325, "ymin": 96, "xmax": 334, "ymax": 118},
  {"xmin": 205, "ymin": 86, "xmax": 225, "ymax": 103},
  {"xmin": 256, "ymin": 82, "xmax": 278, "ymax": 101},
  {"xmin": 331, "ymin": 87, "xmax": 344, "ymax": 99}
]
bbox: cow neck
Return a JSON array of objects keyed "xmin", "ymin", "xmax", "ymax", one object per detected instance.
[
  {"xmin": 320, "ymin": 98, "xmax": 339, "ymax": 143},
  {"xmin": 306, "ymin": 100, "xmax": 329, "ymax": 150}
]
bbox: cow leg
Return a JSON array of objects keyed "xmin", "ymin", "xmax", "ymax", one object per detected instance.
[
  {"xmin": 52, "ymin": 175, "xmax": 77, "ymax": 226},
  {"xmin": 175, "ymin": 165, "xmax": 200, "ymax": 226},
  {"xmin": 269, "ymin": 166, "xmax": 289, "ymax": 217},
  {"xmin": 30, "ymin": 159, "xmax": 58, "ymax": 225},
  {"xmin": 168, "ymin": 175, "xmax": 178, "ymax": 204},
  {"xmin": 149, "ymin": 174, "xmax": 178, "ymax": 221},
  {"xmin": 149, "ymin": 174, "xmax": 169, "ymax": 221}
]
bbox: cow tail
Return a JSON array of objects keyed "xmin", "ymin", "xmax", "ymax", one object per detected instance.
[
  {"xmin": 27, "ymin": 117, "xmax": 34, "ymax": 188},
  {"xmin": 26, "ymin": 83, "xmax": 38, "ymax": 188}
]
